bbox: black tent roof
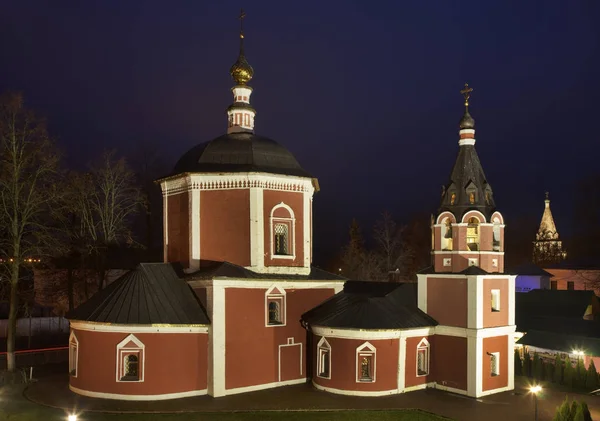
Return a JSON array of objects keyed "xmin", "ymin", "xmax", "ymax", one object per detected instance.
[
  {"xmin": 67, "ymin": 263, "xmax": 210, "ymax": 325},
  {"xmin": 302, "ymin": 282, "xmax": 438, "ymax": 330}
]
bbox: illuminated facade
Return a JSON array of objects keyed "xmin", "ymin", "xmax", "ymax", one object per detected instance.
[{"xmin": 533, "ymin": 193, "xmax": 567, "ymax": 265}]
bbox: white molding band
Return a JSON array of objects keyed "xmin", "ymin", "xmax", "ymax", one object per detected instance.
[
  {"xmin": 69, "ymin": 321, "xmax": 209, "ymax": 334},
  {"xmin": 162, "ymin": 182, "xmax": 169, "ymax": 262},
  {"xmin": 397, "ymin": 337, "xmax": 406, "ymax": 391},
  {"xmin": 312, "ymin": 381, "xmax": 399, "ymax": 397},
  {"xmin": 312, "ymin": 326, "xmax": 434, "ymax": 340},
  {"xmin": 189, "ymin": 189, "xmax": 200, "ymax": 270},
  {"xmin": 159, "ymin": 173, "xmax": 315, "ymax": 196},
  {"xmin": 69, "ymin": 385, "xmax": 207, "ymax": 401},
  {"xmin": 249, "ymin": 187, "xmax": 265, "ymax": 270},
  {"xmin": 303, "ymin": 190, "xmax": 311, "ymax": 268},
  {"xmin": 431, "ymin": 250, "xmax": 505, "ymax": 255},
  {"xmin": 459, "ymin": 138, "xmax": 476, "ymax": 146},
  {"xmin": 209, "ymin": 285, "xmax": 226, "ymax": 397},
  {"xmin": 225, "ymin": 378, "xmax": 305, "ymax": 396},
  {"xmin": 188, "ymin": 278, "xmax": 345, "ymax": 290},
  {"xmin": 417, "ymin": 274, "xmax": 427, "ymax": 313},
  {"xmin": 434, "ymin": 383, "xmax": 468, "ymax": 396},
  {"xmin": 435, "ymin": 325, "xmax": 516, "ymax": 339}
]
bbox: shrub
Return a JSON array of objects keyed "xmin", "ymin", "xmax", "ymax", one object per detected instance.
[
  {"xmin": 585, "ymin": 359, "xmax": 598, "ymax": 390},
  {"xmin": 575, "ymin": 357, "xmax": 587, "ymax": 389},
  {"xmin": 554, "ymin": 353, "xmax": 563, "ymax": 384},
  {"xmin": 564, "ymin": 356, "xmax": 574, "ymax": 388}
]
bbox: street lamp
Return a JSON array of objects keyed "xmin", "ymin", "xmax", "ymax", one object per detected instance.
[
  {"xmin": 67, "ymin": 415, "xmax": 78, "ymax": 421},
  {"xmin": 530, "ymin": 385, "xmax": 542, "ymax": 421}
]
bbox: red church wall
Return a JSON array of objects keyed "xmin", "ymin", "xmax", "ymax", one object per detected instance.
[
  {"xmin": 166, "ymin": 192, "xmax": 189, "ymax": 266},
  {"xmin": 312, "ymin": 335, "xmax": 399, "ymax": 392},
  {"xmin": 482, "ymin": 335, "xmax": 509, "ymax": 392},
  {"xmin": 224, "ymin": 287, "xmax": 334, "ymax": 390},
  {"xmin": 480, "ymin": 226, "xmax": 493, "ymax": 252},
  {"xmin": 479, "ymin": 254, "xmax": 504, "ymax": 273},
  {"xmin": 263, "ymin": 190, "xmax": 304, "ymax": 267},
  {"xmin": 404, "ymin": 336, "xmax": 433, "ymax": 388},
  {"xmin": 455, "ymin": 226, "xmax": 467, "ymax": 251},
  {"xmin": 70, "ymin": 328, "xmax": 208, "ymax": 396},
  {"xmin": 432, "ymin": 335, "xmax": 467, "ymax": 391},
  {"xmin": 200, "ymin": 189, "xmax": 250, "ymax": 267},
  {"xmin": 482, "ymin": 278, "xmax": 509, "ymax": 328},
  {"xmin": 427, "ymin": 277, "xmax": 467, "ymax": 327},
  {"xmin": 433, "ymin": 226, "xmax": 441, "ymax": 250}
]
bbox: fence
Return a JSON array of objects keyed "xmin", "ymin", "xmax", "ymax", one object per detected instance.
[
  {"xmin": 0, "ymin": 316, "xmax": 69, "ymax": 338},
  {"xmin": 0, "ymin": 346, "xmax": 69, "ymax": 369}
]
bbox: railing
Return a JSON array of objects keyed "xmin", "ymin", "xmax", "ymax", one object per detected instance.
[{"xmin": 0, "ymin": 346, "xmax": 69, "ymax": 369}]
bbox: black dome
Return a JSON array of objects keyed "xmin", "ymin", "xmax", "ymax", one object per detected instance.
[
  {"xmin": 171, "ymin": 132, "xmax": 312, "ymax": 178},
  {"xmin": 459, "ymin": 109, "xmax": 475, "ymax": 129}
]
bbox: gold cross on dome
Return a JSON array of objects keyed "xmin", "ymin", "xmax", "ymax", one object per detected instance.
[
  {"xmin": 238, "ymin": 8, "xmax": 246, "ymax": 39},
  {"xmin": 460, "ymin": 83, "xmax": 473, "ymax": 106}
]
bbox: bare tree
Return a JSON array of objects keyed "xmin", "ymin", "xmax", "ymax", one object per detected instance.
[
  {"xmin": 73, "ymin": 150, "xmax": 144, "ymax": 290},
  {"xmin": 0, "ymin": 92, "xmax": 63, "ymax": 372},
  {"xmin": 373, "ymin": 210, "xmax": 409, "ymax": 278}
]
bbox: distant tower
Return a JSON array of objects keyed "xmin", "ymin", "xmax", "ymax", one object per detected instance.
[
  {"xmin": 532, "ymin": 192, "xmax": 567, "ymax": 265},
  {"xmin": 417, "ymin": 84, "xmax": 515, "ymax": 398}
]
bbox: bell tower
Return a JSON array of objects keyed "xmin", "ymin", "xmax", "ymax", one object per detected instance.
[{"xmin": 417, "ymin": 85, "xmax": 516, "ymax": 398}]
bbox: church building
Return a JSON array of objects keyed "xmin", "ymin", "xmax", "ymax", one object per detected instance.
[
  {"xmin": 66, "ymin": 13, "xmax": 515, "ymax": 401},
  {"xmin": 532, "ymin": 193, "xmax": 567, "ymax": 265}
]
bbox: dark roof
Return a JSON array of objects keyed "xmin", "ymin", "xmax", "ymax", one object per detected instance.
[
  {"xmin": 67, "ymin": 263, "xmax": 210, "ymax": 325},
  {"xmin": 543, "ymin": 258, "xmax": 600, "ymax": 270},
  {"xmin": 417, "ymin": 265, "xmax": 491, "ymax": 275},
  {"xmin": 516, "ymin": 289, "xmax": 596, "ymax": 321},
  {"xmin": 439, "ymin": 130, "xmax": 496, "ymax": 219},
  {"xmin": 511, "ymin": 263, "xmax": 553, "ymax": 277},
  {"xmin": 168, "ymin": 132, "xmax": 312, "ymax": 178},
  {"xmin": 301, "ymin": 282, "xmax": 438, "ymax": 330},
  {"xmin": 517, "ymin": 329, "xmax": 600, "ymax": 356},
  {"xmin": 185, "ymin": 260, "xmax": 346, "ymax": 281}
]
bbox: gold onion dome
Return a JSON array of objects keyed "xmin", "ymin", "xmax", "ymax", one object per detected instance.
[{"xmin": 230, "ymin": 51, "xmax": 254, "ymax": 85}]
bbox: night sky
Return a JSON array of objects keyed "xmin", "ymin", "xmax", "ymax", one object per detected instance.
[{"xmin": 1, "ymin": 1, "xmax": 599, "ymax": 265}]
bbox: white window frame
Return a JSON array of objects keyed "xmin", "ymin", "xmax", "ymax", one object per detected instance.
[
  {"xmin": 491, "ymin": 289, "xmax": 501, "ymax": 312},
  {"xmin": 69, "ymin": 331, "xmax": 79, "ymax": 377},
  {"xmin": 270, "ymin": 203, "xmax": 296, "ymax": 260},
  {"xmin": 317, "ymin": 337, "xmax": 331, "ymax": 379},
  {"xmin": 416, "ymin": 338, "xmax": 430, "ymax": 377},
  {"xmin": 356, "ymin": 342, "xmax": 376, "ymax": 383},
  {"xmin": 265, "ymin": 285, "xmax": 286, "ymax": 327},
  {"xmin": 443, "ymin": 258, "xmax": 451, "ymax": 267},
  {"xmin": 116, "ymin": 334, "xmax": 145, "ymax": 382},
  {"xmin": 468, "ymin": 258, "xmax": 479, "ymax": 267},
  {"xmin": 490, "ymin": 352, "xmax": 500, "ymax": 376},
  {"xmin": 493, "ymin": 219, "xmax": 501, "ymax": 251}
]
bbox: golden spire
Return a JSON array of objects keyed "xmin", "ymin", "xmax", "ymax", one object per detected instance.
[{"xmin": 230, "ymin": 8, "xmax": 254, "ymax": 85}]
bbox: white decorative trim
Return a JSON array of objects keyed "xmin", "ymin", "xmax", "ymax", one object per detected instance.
[
  {"xmin": 461, "ymin": 210, "xmax": 487, "ymax": 224},
  {"xmin": 116, "ymin": 334, "xmax": 145, "ymax": 383},
  {"xmin": 189, "ymin": 189, "xmax": 200, "ymax": 271},
  {"xmin": 416, "ymin": 338, "xmax": 430, "ymax": 377},
  {"xmin": 248, "ymin": 265, "xmax": 311, "ymax": 276},
  {"xmin": 417, "ymin": 274, "xmax": 427, "ymax": 313},
  {"xmin": 189, "ymin": 278, "xmax": 345, "ymax": 290},
  {"xmin": 69, "ymin": 331, "xmax": 78, "ymax": 377},
  {"xmin": 356, "ymin": 342, "xmax": 376, "ymax": 383},
  {"xmin": 434, "ymin": 383, "xmax": 468, "ymax": 396},
  {"xmin": 317, "ymin": 337, "xmax": 331, "ymax": 379},
  {"xmin": 459, "ymin": 138, "xmax": 476, "ymax": 146},
  {"xmin": 477, "ymin": 384, "xmax": 514, "ymax": 397},
  {"xmin": 507, "ymin": 332, "xmax": 515, "ymax": 390},
  {"xmin": 490, "ymin": 211, "xmax": 505, "ymax": 225},
  {"xmin": 398, "ymin": 337, "xmax": 406, "ymax": 391},
  {"xmin": 303, "ymin": 190, "xmax": 311, "ymax": 268},
  {"xmin": 459, "ymin": 129, "xmax": 475, "ymax": 135},
  {"xmin": 435, "ymin": 211, "xmax": 457, "ymax": 225},
  {"xmin": 270, "ymin": 202, "xmax": 296, "ymax": 260},
  {"xmin": 209, "ymin": 285, "xmax": 226, "ymax": 397},
  {"xmin": 508, "ymin": 275, "xmax": 516, "ymax": 326},
  {"xmin": 249, "ymin": 187, "xmax": 265, "ymax": 270},
  {"xmin": 312, "ymin": 325, "xmax": 434, "ymax": 340},
  {"xmin": 160, "ymin": 173, "xmax": 315, "ymax": 196},
  {"xmin": 403, "ymin": 383, "xmax": 434, "ymax": 393},
  {"xmin": 313, "ymin": 381, "xmax": 398, "ymax": 397},
  {"xmin": 162, "ymin": 181, "xmax": 168, "ymax": 262},
  {"xmin": 70, "ymin": 321, "xmax": 209, "ymax": 334},
  {"xmin": 434, "ymin": 324, "xmax": 516, "ymax": 338},
  {"xmin": 467, "ymin": 335, "xmax": 482, "ymax": 396},
  {"xmin": 278, "ymin": 341, "xmax": 302, "ymax": 381},
  {"xmin": 422, "ymin": 273, "xmax": 510, "ymax": 279},
  {"xmin": 431, "ymin": 250, "xmax": 505, "ymax": 255},
  {"xmin": 226, "ymin": 377, "xmax": 305, "ymax": 395},
  {"xmin": 467, "ymin": 276, "xmax": 483, "ymax": 329},
  {"xmin": 69, "ymin": 385, "xmax": 207, "ymax": 401},
  {"xmin": 265, "ymin": 285, "xmax": 287, "ymax": 327}
]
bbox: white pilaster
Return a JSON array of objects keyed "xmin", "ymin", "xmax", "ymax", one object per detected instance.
[
  {"xmin": 249, "ymin": 187, "xmax": 264, "ymax": 270},
  {"xmin": 467, "ymin": 275, "xmax": 484, "ymax": 329},
  {"xmin": 397, "ymin": 337, "xmax": 406, "ymax": 392},
  {"xmin": 189, "ymin": 189, "xmax": 200, "ymax": 271},
  {"xmin": 508, "ymin": 275, "xmax": 516, "ymax": 326},
  {"xmin": 162, "ymin": 182, "xmax": 168, "ymax": 263},
  {"xmin": 467, "ymin": 334, "xmax": 483, "ymax": 397},
  {"xmin": 303, "ymin": 191, "xmax": 311, "ymax": 268},
  {"xmin": 208, "ymin": 285, "xmax": 226, "ymax": 397},
  {"xmin": 508, "ymin": 332, "xmax": 515, "ymax": 390},
  {"xmin": 417, "ymin": 274, "xmax": 427, "ymax": 313}
]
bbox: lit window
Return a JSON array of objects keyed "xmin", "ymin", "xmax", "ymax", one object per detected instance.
[
  {"xmin": 491, "ymin": 289, "xmax": 500, "ymax": 312},
  {"xmin": 69, "ymin": 331, "xmax": 78, "ymax": 377},
  {"xmin": 274, "ymin": 223, "xmax": 289, "ymax": 255},
  {"xmin": 116, "ymin": 334, "xmax": 145, "ymax": 382},
  {"xmin": 490, "ymin": 352, "xmax": 500, "ymax": 376},
  {"xmin": 417, "ymin": 338, "xmax": 430, "ymax": 376},
  {"xmin": 466, "ymin": 217, "xmax": 480, "ymax": 251},
  {"xmin": 469, "ymin": 192, "xmax": 475, "ymax": 204},
  {"xmin": 356, "ymin": 342, "xmax": 376, "ymax": 383},
  {"xmin": 270, "ymin": 203, "xmax": 295, "ymax": 259},
  {"xmin": 450, "ymin": 192, "xmax": 456, "ymax": 205},
  {"xmin": 317, "ymin": 337, "xmax": 331, "ymax": 379},
  {"xmin": 493, "ymin": 218, "xmax": 501, "ymax": 251},
  {"xmin": 266, "ymin": 286, "xmax": 286, "ymax": 326},
  {"xmin": 485, "ymin": 191, "xmax": 491, "ymax": 205}
]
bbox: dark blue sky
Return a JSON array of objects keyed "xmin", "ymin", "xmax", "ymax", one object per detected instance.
[{"xmin": 1, "ymin": 1, "xmax": 598, "ymax": 264}]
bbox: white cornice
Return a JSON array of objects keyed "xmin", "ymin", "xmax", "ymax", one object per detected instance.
[
  {"xmin": 187, "ymin": 278, "xmax": 345, "ymax": 289},
  {"xmin": 70, "ymin": 321, "xmax": 209, "ymax": 333},
  {"xmin": 160, "ymin": 173, "xmax": 315, "ymax": 196},
  {"xmin": 311, "ymin": 325, "xmax": 434, "ymax": 340},
  {"xmin": 432, "ymin": 251, "xmax": 505, "ymax": 255}
]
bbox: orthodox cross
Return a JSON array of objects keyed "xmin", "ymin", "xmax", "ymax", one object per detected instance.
[
  {"xmin": 238, "ymin": 8, "xmax": 246, "ymax": 39},
  {"xmin": 545, "ymin": 191, "xmax": 549, "ymax": 200},
  {"xmin": 460, "ymin": 83, "xmax": 473, "ymax": 107}
]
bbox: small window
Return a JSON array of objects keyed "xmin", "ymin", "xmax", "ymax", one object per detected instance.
[
  {"xmin": 116, "ymin": 334, "xmax": 145, "ymax": 382},
  {"xmin": 551, "ymin": 280, "xmax": 557, "ymax": 290},
  {"xmin": 69, "ymin": 331, "xmax": 78, "ymax": 377},
  {"xmin": 356, "ymin": 342, "xmax": 376, "ymax": 383},
  {"xmin": 450, "ymin": 192, "xmax": 456, "ymax": 205},
  {"xmin": 469, "ymin": 192, "xmax": 475, "ymax": 204},
  {"xmin": 122, "ymin": 354, "xmax": 139, "ymax": 381},
  {"xmin": 493, "ymin": 221, "xmax": 501, "ymax": 251},
  {"xmin": 567, "ymin": 281, "xmax": 575, "ymax": 290},
  {"xmin": 468, "ymin": 258, "xmax": 478, "ymax": 267},
  {"xmin": 417, "ymin": 339, "xmax": 430, "ymax": 376},
  {"xmin": 268, "ymin": 301, "xmax": 281, "ymax": 324},
  {"xmin": 490, "ymin": 352, "xmax": 500, "ymax": 376},
  {"xmin": 442, "ymin": 218, "xmax": 453, "ymax": 251},
  {"xmin": 274, "ymin": 223, "xmax": 289, "ymax": 255},
  {"xmin": 266, "ymin": 286, "xmax": 286, "ymax": 326},
  {"xmin": 491, "ymin": 289, "xmax": 500, "ymax": 312},
  {"xmin": 317, "ymin": 338, "xmax": 331, "ymax": 379},
  {"xmin": 485, "ymin": 191, "xmax": 491, "ymax": 205},
  {"xmin": 443, "ymin": 258, "xmax": 451, "ymax": 267},
  {"xmin": 492, "ymin": 258, "xmax": 498, "ymax": 268}
]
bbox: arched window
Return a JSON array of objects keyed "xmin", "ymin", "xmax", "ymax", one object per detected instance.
[
  {"xmin": 270, "ymin": 203, "xmax": 295, "ymax": 259},
  {"xmin": 69, "ymin": 331, "xmax": 78, "ymax": 377},
  {"xmin": 416, "ymin": 338, "xmax": 430, "ymax": 376},
  {"xmin": 467, "ymin": 217, "xmax": 480, "ymax": 251},
  {"xmin": 441, "ymin": 218, "xmax": 453, "ymax": 251},
  {"xmin": 356, "ymin": 342, "xmax": 376, "ymax": 383},
  {"xmin": 317, "ymin": 337, "xmax": 331, "ymax": 379},
  {"xmin": 116, "ymin": 334, "xmax": 145, "ymax": 382},
  {"xmin": 450, "ymin": 192, "xmax": 456, "ymax": 205},
  {"xmin": 493, "ymin": 218, "xmax": 501, "ymax": 251}
]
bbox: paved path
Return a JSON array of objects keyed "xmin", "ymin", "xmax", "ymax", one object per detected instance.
[{"xmin": 23, "ymin": 374, "xmax": 600, "ymax": 421}]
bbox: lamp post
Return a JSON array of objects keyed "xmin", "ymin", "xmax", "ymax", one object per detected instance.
[{"xmin": 530, "ymin": 385, "xmax": 542, "ymax": 421}]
